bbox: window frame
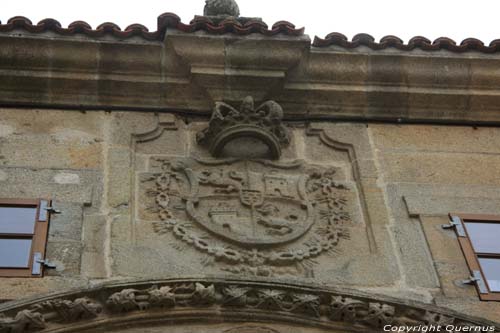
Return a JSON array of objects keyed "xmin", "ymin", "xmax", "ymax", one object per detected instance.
[
  {"xmin": 0, "ymin": 198, "xmax": 51, "ymax": 278},
  {"xmin": 450, "ymin": 213, "xmax": 500, "ymax": 301}
]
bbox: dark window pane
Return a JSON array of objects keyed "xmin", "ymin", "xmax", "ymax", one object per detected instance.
[
  {"xmin": 0, "ymin": 206, "xmax": 37, "ymax": 234},
  {"xmin": 0, "ymin": 238, "xmax": 32, "ymax": 268},
  {"xmin": 464, "ymin": 222, "xmax": 500, "ymax": 254},
  {"xmin": 479, "ymin": 257, "xmax": 500, "ymax": 292}
]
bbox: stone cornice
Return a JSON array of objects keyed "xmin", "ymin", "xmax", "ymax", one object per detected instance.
[
  {"xmin": 0, "ymin": 278, "xmax": 498, "ymax": 332},
  {"xmin": 2, "ymin": 21, "xmax": 500, "ymax": 124}
]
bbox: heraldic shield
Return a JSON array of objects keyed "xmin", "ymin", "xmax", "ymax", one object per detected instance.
[
  {"xmin": 188, "ymin": 161, "xmax": 314, "ymax": 246},
  {"xmin": 146, "ymin": 157, "xmax": 351, "ymax": 276}
]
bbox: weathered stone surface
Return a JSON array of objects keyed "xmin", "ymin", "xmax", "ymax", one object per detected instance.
[
  {"xmin": 45, "ymin": 241, "xmax": 84, "ymax": 276},
  {"xmin": 0, "ymin": 167, "xmax": 101, "ymax": 205},
  {"xmin": 53, "ymin": 172, "xmax": 81, "ymax": 184},
  {"xmin": 81, "ymin": 214, "xmax": 107, "ymax": 279},
  {"xmin": 390, "ymin": 222, "xmax": 440, "ymax": 288},
  {"xmin": 379, "ymin": 152, "xmax": 500, "ymax": 185},
  {"xmin": 110, "ymin": 112, "xmax": 161, "ymax": 147},
  {"xmin": 0, "ymin": 124, "xmax": 14, "ymax": 137},
  {"xmin": 0, "ymin": 278, "xmax": 51, "ymax": 301},
  {"xmin": 48, "ymin": 202, "xmax": 84, "ymax": 242},
  {"xmin": 370, "ymin": 124, "xmax": 500, "ymax": 154},
  {"xmin": 107, "ymin": 148, "xmax": 132, "ymax": 208},
  {"xmin": 302, "ymin": 133, "xmax": 352, "ymax": 178},
  {"xmin": 405, "ymin": 194, "xmax": 500, "ymax": 216},
  {"xmin": 0, "ymin": 169, "xmax": 6, "ymax": 181},
  {"xmin": 0, "ymin": 109, "xmax": 103, "ymax": 169},
  {"xmin": 136, "ymin": 127, "xmax": 187, "ymax": 156}
]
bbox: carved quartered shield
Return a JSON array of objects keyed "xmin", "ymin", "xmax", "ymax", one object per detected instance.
[{"xmin": 183, "ymin": 159, "xmax": 315, "ymax": 246}]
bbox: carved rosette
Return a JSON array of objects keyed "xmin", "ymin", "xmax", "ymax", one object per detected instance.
[
  {"xmin": 0, "ymin": 280, "xmax": 494, "ymax": 333},
  {"xmin": 143, "ymin": 156, "xmax": 351, "ymax": 277},
  {"xmin": 197, "ymin": 96, "xmax": 290, "ymax": 159}
]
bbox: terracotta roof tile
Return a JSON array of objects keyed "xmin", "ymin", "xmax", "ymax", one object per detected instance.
[
  {"xmin": 313, "ymin": 32, "xmax": 500, "ymax": 53},
  {"xmin": 0, "ymin": 13, "xmax": 304, "ymax": 40},
  {"xmin": 2, "ymin": 13, "xmax": 499, "ymax": 53}
]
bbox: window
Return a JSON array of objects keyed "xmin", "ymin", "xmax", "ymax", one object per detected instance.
[
  {"xmin": 449, "ymin": 214, "xmax": 500, "ymax": 301},
  {"xmin": 0, "ymin": 199, "xmax": 51, "ymax": 277}
]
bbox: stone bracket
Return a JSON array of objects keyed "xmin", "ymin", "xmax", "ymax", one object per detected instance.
[{"xmin": 165, "ymin": 30, "xmax": 310, "ymax": 103}]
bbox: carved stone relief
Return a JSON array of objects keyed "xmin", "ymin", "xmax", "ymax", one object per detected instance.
[
  {"xmin": 140, "ymin": 157, "xmax": 351, "ymax": 277},
  {"xmin": 0, "ymin": 297, "xmax": 101, "ymax": 333},
  {"xmin": 196, "ymin": 96, "xmax": 290, "ymax": 159},
  {"xmin": 0, "ymin": 279, "xmax": 494, "ymax": 332}
]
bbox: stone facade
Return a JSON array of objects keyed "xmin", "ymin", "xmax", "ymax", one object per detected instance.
[{"xmin": 0, "ymin": 5, "xmax": 499, "ymax": 333}]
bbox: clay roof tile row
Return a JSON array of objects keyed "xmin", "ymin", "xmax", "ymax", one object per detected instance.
[
  {"xmin": 1, "ymin": 13, "xmax": 500, "ymax": 53},
  {"xmin": 0, "ymin": 13, "xmax": 304, "ymax": 40},
  {"xmin": 312, "ymin": 32, "xmax": 500, "ymax": 53}
]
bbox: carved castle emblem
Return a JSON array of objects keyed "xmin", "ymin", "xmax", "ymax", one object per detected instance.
[
  {"xmin": 196, "ymin": 96, "xmax": 290, "ymax": 159},
  {"xmin": 143, "ymin": 157, "xmax": 351, "ymax": 277}
]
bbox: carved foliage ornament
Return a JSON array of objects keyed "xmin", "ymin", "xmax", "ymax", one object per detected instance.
[
  {"xmin": 0, "ymin": 297, "xmax": 101, "ymax": 333},
  {"xmin": 197, "ymin": 96, "xmax": 290, "ymax": 159},
  {"xmin": 0, "ymin": 280, "xmax": 494, "ymax": 332},
  {"xmin": 143, "ymin": 157, "xmax": 350, "ymax": 277}
]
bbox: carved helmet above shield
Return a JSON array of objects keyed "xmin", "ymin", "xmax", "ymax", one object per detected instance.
[{"xmin": 196, "ymin": 96, "xmax": 291, "ymax": 159}]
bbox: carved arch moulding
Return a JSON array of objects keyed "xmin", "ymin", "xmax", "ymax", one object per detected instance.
[{"xmin": 0, "ymin": 278, "xmax": 496, "ymax": 333}]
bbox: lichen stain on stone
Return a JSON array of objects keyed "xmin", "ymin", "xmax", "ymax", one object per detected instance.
[{"xmin": 67, "ymin": 145, "xmax": 102, "ymax": 169}]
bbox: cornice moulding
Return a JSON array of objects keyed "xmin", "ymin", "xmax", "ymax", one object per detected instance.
[{"xmin": 2, "ymin": 30, "xmax": 500, "ymax": 123}]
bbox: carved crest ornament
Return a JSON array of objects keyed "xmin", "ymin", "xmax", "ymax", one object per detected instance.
[
  {"xmin": 143, "ymin": 97, "xmax": 352, "ymax": 277},
  {"xmin": 196, "ymin": 96, "xmax": 290, "ymax": 159}
]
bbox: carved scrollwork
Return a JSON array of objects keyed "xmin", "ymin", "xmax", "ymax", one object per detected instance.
[{"xmin": 197, "ymin": 96, "xmax": 290, "ymax": 159}]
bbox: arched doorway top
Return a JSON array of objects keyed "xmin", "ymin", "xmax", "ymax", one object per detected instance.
[{"xmin": 0, "ymin": 277, "xmax": 498, "ymax": 332}]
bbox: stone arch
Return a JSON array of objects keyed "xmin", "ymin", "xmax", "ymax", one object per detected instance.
[{"xmin": 0, "ymin": 278, "xmax": 497, "ymax": 333}]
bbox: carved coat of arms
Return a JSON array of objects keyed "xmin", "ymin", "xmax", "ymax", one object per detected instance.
[
  {"xmin": 144, "ymin": 157, "xmax": 351, "ymax": 277},
  {"xmin": 141, "ymin": 97, "xmax": 352, "ymax": 277}
]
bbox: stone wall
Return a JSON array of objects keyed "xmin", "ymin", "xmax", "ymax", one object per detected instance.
[{"xmin": 0, "ymin": 109, "xmax": 498, "ymax": 325}]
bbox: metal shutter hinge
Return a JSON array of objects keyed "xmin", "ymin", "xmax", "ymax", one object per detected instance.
[
  {"xmin": 442, "ymin": 216, "xmax": 466, "ymax": 237},
  {"xmin": 462, "ymin": 270, "xmax": 489, "ymax": 294},
  {"xmin": 32, "ymin": 252, "xmax": 57, "ymax": 275}
]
